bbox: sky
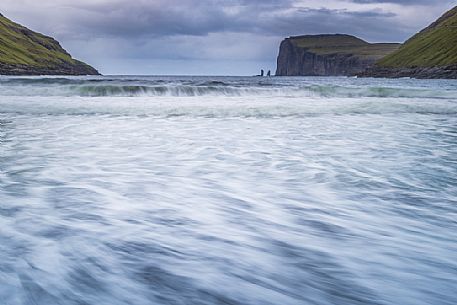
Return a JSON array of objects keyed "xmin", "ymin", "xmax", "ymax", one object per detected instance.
[{"xmin": 1, "ymin": 0, "xmax": 455, "ymax": 75}]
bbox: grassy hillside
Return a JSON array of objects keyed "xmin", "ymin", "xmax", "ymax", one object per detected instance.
[
  {"xmin": 0, "ymin": 13, "xmax": 98, "ymax": 75},
  {"xmin": 289, "ymin": 34, "xmax": 400, "ymax": 60},
  {"xmin": 378, "ymin": 6, "xmax": 457, "ymax": 68}
]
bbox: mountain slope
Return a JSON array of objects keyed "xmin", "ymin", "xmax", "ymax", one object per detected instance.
[
  {"xmin": 276, "ymin": 34, "xmax": 400, "ymax": 76},
  {"xmin": 360, "ymin": 6, "xmax": 457, "ymax": 78},
  {"xmin": 0, "ymin": 13, "xmax": 99, "ymax": 75}
]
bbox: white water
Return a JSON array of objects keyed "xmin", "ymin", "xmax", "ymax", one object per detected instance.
[{"xmin": 1, "ymin": 76, "xmax": 456, "ymax": 305}]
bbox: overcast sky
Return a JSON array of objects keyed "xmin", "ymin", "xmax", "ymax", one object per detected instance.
[{"xmin": 1, "ymin": 0, "xmax": 455, "ymax": 75}]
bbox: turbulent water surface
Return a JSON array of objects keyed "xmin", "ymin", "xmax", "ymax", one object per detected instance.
[{"xmin": 0, "ymin": 76, "xmax": 456, "ymax": 305}]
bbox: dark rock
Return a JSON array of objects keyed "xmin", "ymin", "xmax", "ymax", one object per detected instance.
[
  {"xmin": 358, "ymin": 65, "xmax": 457, "ymax": 79},
  {"xmin": 0, "ymin": 62, "xmax": 99, "ymax": 76}
]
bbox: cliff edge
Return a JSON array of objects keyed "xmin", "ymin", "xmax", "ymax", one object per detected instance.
[
  {"xmin": 359, "ymin": 6, "xmax": 457, "ymax": 79},
  {"xmin": 275, "ymin": 34, "xmax": 400, "ymax": 76},
  {"xmin": 0, "ymin": 13, "xmax": 99, "ymax": 75}
]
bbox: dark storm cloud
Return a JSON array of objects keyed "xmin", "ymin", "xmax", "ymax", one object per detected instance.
[
  {"xmin": 274, "ymin": 8, "xmax": 398, "ymax": 36},
  {"xmin": 47, "ymin": 0, "xmax": 297, "ymax": 38},
  {"xmin": 3, "ymin": 1, "xmax": 452, "ymax": 41},
  {"xmin": 349, "ymin": 0, "xmax": 444, "ymax": 3},
  {"xmin": 45, "ymin": 1, "xmax": 399, "ymax": 40}
]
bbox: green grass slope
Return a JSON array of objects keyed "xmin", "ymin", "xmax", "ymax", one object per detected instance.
[
  {"xmin": 378, "ymin": 6, "xmax": 457, "ymax": 68},
  {"xmin": 289, "ymin": 34, "xmax": 400, "ymax": 60},
  {"xmin": 0, "ymin": 13, "xmax": 99, "ymax": 75}
]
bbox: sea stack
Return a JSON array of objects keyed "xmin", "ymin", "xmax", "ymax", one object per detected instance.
[
  {"xmin": 0, "ymin": 13, "xmax": 99, "ymax": 75},
  {"xmin": 275, "ymin": 34, "xmax": 400, "ymax": 76}
]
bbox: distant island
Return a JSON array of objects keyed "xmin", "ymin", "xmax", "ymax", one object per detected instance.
[
  {"xmin": 276, "ymin": 6, "xmax": 457, "ymax": 79},
  {"xmin": 0, "ymin": 13, "xmax": 99, "ymax": 75}
]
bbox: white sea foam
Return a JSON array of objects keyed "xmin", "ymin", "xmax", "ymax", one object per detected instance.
[
  {"xmin": 1, "ymin": 75, "xmax": 456, "ymax": 305},
  {"xmin": 1, "ymin": 95, "xmax": 456, "ymax": 117}
]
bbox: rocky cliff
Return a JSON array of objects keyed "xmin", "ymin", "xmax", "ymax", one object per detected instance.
[
  {"xmin": 275, "ymin": 34, "xmax": 400, "ymax": 76},
  {"xmin": 360, "ymin": 6, "xmax": 457, "ymax": 79},
  {"xmin": 0, "ymin": 13, "xmax": 99, "ymax": 75}
]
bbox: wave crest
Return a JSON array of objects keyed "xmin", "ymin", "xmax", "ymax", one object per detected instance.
[{"xmin": 1, "ymin": 76, "xmax": 456, "ymax": 99}]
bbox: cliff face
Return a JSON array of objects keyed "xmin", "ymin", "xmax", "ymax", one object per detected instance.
[
  {"xmin": 360, "ymin": 6, "xmax": 457, "ymax": 79},
  {"xmin": 0, "ymin": 13, "xmax": 99, "ymax": 75},
  {"xmin": 276, "ymin": 34, "xmax": 400, "ymax": 76}
]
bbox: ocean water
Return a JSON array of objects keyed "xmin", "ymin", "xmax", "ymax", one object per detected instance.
[{"xmin": 0, "ymin": 75, "xmax": 456, "ymax": 305}]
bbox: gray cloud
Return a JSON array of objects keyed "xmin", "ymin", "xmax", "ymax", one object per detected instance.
[
  {"xmin": 1, "ymin": 0, "xmax": 454, "ymax": 74},
  {"xmin": 349, "ymin": 0, "xmax": 448, "ymax": 3}
]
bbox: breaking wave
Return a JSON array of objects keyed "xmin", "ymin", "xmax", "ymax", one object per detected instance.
[{"xmin": 1, "ymin": 76, "xmax": 457, "ymax": 99}]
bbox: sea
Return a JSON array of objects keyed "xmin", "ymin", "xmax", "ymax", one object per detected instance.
[{"xmin": 0, "ymin": 75, "xmax": 456, "ymax": 305}]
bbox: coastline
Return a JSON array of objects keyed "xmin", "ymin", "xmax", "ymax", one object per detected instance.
[
  {"xmin": 358, "ymin": 65, "xmax": 457, "ymax": 79},
  {"xmin": 0, "ymin": 62, "xmax": 100, "ymax": 76}
]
